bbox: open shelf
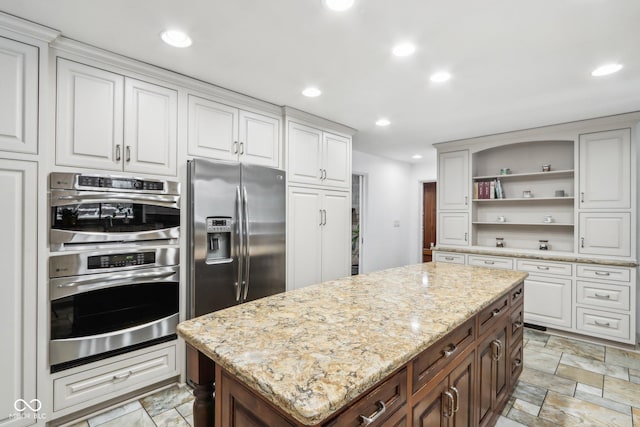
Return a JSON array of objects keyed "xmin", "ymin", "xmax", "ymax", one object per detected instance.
[
  {"xmin": 473, "ymin": 197, "xmax": 574, "ymax": 202},
  {"xmin": 473, "ymin": 169, "xmax": 574, "ymax": 181}
]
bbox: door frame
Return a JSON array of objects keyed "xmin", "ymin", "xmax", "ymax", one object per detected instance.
[
  {"xmin": 419, "ymin": 180, "xmax": 437, "ymax": 262},
  {"xmin": 352, "ymin": 172, "xmax": 366, "ymax": 274}
]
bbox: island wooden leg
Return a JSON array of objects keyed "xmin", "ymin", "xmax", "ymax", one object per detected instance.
[{"xmin": 187, "ymin": 345, "xmax": 215, "ymax": 427}]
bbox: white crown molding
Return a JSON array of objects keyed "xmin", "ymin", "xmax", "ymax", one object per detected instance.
[
  {"xmin": 283, "ymin": 106, "xmax": 357, "ymax": 136},
  {"xmin": 50, "ymin": 37, "xmax": 283, "ymax": 116},
  {"xmin": 0, "ymin": 12, "xmax": 60, "ymax": 42}
]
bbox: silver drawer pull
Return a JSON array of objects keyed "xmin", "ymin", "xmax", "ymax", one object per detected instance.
[
  {"xmin": 595, "ymin": 271, "xmax": 610, "ymax": 276},
  {"xmin": 513, "ymin": 321, "xmax": 524, "ymax": 329},
  {"xmin": 513, "ymin": 358, "xmax": 523, "ymax": 367},
  {"xmin": 112, "ymin": 371, "xmax": 132, "ymax": 382},
  {"xmin": 450, "ymin": 386, "xmax": 460, "ymax": 413},
  {"xmin": 442, "ymin": 343, "xmax": 458, "ymax": 358},
  {"xmin": 491, "ymin": 308, "xmax": 501, "ymax": 317},
  {"xmin": 513, "ymin": 289, "xmax": 523, "ymax": 299},
  {"xmin": 537, "ymin": 266, "xmax": 550, "ymax": 271},
  {"xmin": 594, "ymin": 293, "xmax": 611, "ymax": 299},
  {"xmin": 484, "ymin": 260, "xmax": 495, "ymax": 265},
  {"xmin": 445, "ymin": 256, "xmax": 454, "ymax": 261},
  {"xmin": 359, "ymin": 400, "xmax": 387, "ymax": 426},
  {"xmin": 442, "ymin": 391, "xmax": 454, "ymax": 418},
  {"xmin": 594, "ymin": 320, "xmax": 611, "ymax": 328}
]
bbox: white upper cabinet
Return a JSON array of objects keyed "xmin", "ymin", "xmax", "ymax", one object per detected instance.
[
  {"xmin": 579, "ymin": 129, "xmax": 631, "ymax": 209},
  {"xmin": 579, "ymin": 212, "xmax": 631, "ymax": 257},
  {"xmin": 188, "ymin": 95, "xmax": 280, "ymax": 167},
  {"xmin": 0, "ymin": 37, "xmax": 38, "ymax": 154},
  {"xmin": 124, "ymin": 78, "xmax": 177, "ymax": 176},
  {"xmin": 56, "ymin": 58, "xmax": 178, "ymax": 175},
  {"xmin": 438, "ymin": 150, "xmax": 469, "ymax": 210},
  {"xmin": 287, "ymin": 121, "xmax": 351, "ymax": 189}
]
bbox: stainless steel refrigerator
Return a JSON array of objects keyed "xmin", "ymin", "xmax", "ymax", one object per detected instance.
[{"xmin": 187, "ymin": 159, "xmax": 286, "ymax": 318}]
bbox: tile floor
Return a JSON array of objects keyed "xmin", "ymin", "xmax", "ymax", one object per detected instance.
[{"xmin": 66, "ymin": 328, "xmax": 640, "ymax": 426}]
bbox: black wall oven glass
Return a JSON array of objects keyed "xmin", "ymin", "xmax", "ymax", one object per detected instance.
[{"xmin": 51, "ymin": 282, "xmax": 178, "ymax": 340}]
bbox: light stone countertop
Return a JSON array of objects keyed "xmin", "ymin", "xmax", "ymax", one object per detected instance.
[
  {"xmin": 177, "ymin": 262, "xmax": 528, "ymax": 425},
  {"xmin": 435, "ymin": 246, "xmax": 638, "ymax": 267}
]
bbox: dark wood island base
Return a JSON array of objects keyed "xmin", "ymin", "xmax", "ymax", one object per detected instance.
[{"xmin": 188, "ymin": 280, "xmax": 525, "ymax": 427}]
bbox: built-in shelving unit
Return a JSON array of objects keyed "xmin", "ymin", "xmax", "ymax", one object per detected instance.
[{"xmin": 471, "ymin": 140, "xmax": 575, "ymax": 252}]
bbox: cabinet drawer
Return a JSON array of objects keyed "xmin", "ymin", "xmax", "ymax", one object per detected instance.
[
  {"xmin": 576, "ymin": 308, "xmax": 630, "ymax": 341},
  {"xmin": 516, "ymin": 259, "xmax": 572, "ymax": 276},
  {"xmin": 434, "ymin": 252, "xmax": 465, "ymax": 265},
  {"xmin": 509, "ymin": 304, "xmax": 525, "ymax": 343},
  {"xmin": 468, "ymin": 255, "xmax": 513, "ymax": 270},
  {"xmin": 478, "ymin": 293, "xmax": 510, "ymax": 337},
  {"xmin": 576, "ymin": 281, "xmax": 630, "ymax": 311},
  {"xmin": 54, "ymin": 346, "xmax": 176, "ymax": 411},
  {"xmin": 412, "ymin": 318, "xmax": 475, "ymax": 394},
  {"xmin": 326, "ymin": 369, "xmax": 407, "ymax": 427},
  {"xmin": 510, "ymin": 282, "xmax": 524, "ymax": 307},
  {"xmin": 510, "ymin": 340, "xmax": 524, "ymax": 386},
  {"xmin": 576, "ymin": 265, "xmax": 630, "ymax": 282}
]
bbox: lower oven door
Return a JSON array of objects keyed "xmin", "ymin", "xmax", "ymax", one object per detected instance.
[{"xmin": 50, "ymin": 266, "xmax": 179, "ymax": 369}]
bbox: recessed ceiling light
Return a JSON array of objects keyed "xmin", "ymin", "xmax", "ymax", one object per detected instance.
[
  {"xmin": 375, "ymin": 118, "xmax": 391, "ymax": 127},
  {"xmin": 412, "ymin": 154, "xmax": 423, "ymax": 159},
  {"xmin": 430, "ymin": 71, "xmax": 452, "ymax": 83},
  {"xmin": 323, "ymin": 0, "xmax": 354, "ymax": 11},
  {"xmin": 161, "ymin": 30, "xmax": 192, "ymax": 48},
  {"xmin": 591, "ymin": 63, "xmax": 623, "ymax": 77},
  {"xmin": 302, "ymin": 87, "xmax": 322, "ymax": 97},
  {"xmin": 392, "ymin": 42, "xmax": 416, "ymax": 57}
]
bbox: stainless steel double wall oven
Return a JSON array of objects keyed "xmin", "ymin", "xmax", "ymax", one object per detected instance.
[{"xmin": 49, "ymin": 173, "xmax": 180, "ymax": 372}]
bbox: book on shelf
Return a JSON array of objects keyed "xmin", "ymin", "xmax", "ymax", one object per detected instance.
[
  {"xmin": 473, "ymin": 182, "xmax": 479, "ymax": 199},
  {"xmin": 496, "ymin": 179, "xmax": 504, "ymax": 199},
  {"xmin": 490, "ymin": 181, "xmax": 496, "ymax": 199}
]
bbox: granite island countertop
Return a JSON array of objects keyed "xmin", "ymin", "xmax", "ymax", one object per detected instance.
[{"xmin": 177, "ymin": 262, "xmax": 528, "ymax": 425}]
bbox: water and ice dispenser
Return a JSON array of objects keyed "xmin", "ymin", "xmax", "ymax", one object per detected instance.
[{"xmin": 206, "ymin": 217, "xmax": 231, "ymax": 263}]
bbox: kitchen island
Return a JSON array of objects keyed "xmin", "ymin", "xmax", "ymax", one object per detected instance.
[{"xmin": 177, "ymin": 262, "xmax": 528, "ymax": 427}]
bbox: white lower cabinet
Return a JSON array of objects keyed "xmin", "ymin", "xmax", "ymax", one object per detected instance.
[
  {"xmin": 0, "ymin": 159, "xmax": 37, "ymax": 427},
  {"xmin": 53, "ymin": 344, "xmax": 176, "ymax": 412},
  {"xmin": 434, "ymin": 249, "xmax": 637, "ymax": 344},
  {"xmin": 287, "ymin": 186, "xmax": 350, "ymax": 290},
  {"xmin": 523, "ymin": 274, "xmax": 573, "ymax": 328}
]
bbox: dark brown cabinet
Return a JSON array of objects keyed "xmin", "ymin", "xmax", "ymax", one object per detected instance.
[
  {"xmin": 412, "ymin": 351, "xmax": 475, "ymax": 427},
  {"xmin": 477, "ymin": 325, "xmax": 508, "ymax": 427}
]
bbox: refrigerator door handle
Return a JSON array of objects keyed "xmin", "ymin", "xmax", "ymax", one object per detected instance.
[
  {"xmin": 235, "ymin": 186, "xmax": 243, "ymax": 302},
  {"xmin": 242, "ymin": 186, "xmax": 251, "ymax": 301}
]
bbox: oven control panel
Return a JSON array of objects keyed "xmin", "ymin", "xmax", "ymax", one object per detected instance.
[
  {"xmin": 88, "ymin": 252, "xmax": 156, "ymax": 269},
  {"xmin": 78, "ymin": 175, "xmax": 164, "ymax": 191}
]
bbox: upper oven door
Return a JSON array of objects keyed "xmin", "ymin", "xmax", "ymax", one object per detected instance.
[{"xmin": 50, "ymin": 190, "xmax": 180, "ymax": 249}]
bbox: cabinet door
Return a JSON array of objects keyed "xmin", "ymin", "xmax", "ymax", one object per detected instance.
[
  {"xmin": 411, "ymin": 376, "xmax": 449, "ymax": 427},
  {"xmin": 124, "ymin": 78, "xmax": 177, "ymax": 175},
  {"xmin": 187, "ymin": 95, "xmax": 238, "ymax": 162},
  {"xmin": 450, "ymin": 351, "xmax": 475, "ymax": 427},
  {"xmin": 579, "ymin": 212, "xmax": 631, "ymax": 257},
  {"xmin": 321, "ymin": 191, "xmax": 351, "ymax": 282},
  {"xmin": 287, "ymin": 122, "xmax": 322, "ymax": 185},
  {"xmin": 579, "ymin": 129, "xmax": 631, "ymax": 209},
  {"xmin": 287, "ymin": 187, "xmax": 322, "ymax": 290},
  {"xmin": 322, "ymin": 132, "xmax": 351, "ymax": 189},
  {"xmin": 478, "ymin": 326, "xmax": 508, "ymax": 427},
  {"xmin": 523, "ymin": 275, "xmax": 572, "ymax": 328},
  {"xmin": 438, "ymin": 150, "xmax": 469, "ymax": 211},
  {"xmin": 438, "ymin": 213, "xmax": 469, "ymax": 247},
  {"xmin": 239, "ymin": 110, "xmax": 280, "ymax": 167},
  {"xmin": 0, "ymin": 159, "xmax": 36, "ymax": 426},
  {"xmin": 56, "ymin": 59, "xmax": 124, "ymax": 171},
  {"xmin": 0, "ymin": 37, "xmax": 38, "ymax": 154}
]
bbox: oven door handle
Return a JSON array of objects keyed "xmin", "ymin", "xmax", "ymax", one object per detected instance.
[
  {"xmin": 51, "ymin": 191, "xmax": 179, "ymax": 208},
  {"xmin": 51, "ymin": 268, "xmax": 178, "ymax": 300}
]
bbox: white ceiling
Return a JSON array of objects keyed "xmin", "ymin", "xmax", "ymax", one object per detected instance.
[{"xmin": 2, "ymin": 0, "xmax": 640, "ymax": 162}]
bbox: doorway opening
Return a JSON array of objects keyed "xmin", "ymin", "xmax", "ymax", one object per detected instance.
[
  {"xmin": 422, "ymin": 182, "xmax": 437, "ymax": 262},
  {"xmin": 352, "ymin": 174, "xmax": 364, "ymax": 275}
]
